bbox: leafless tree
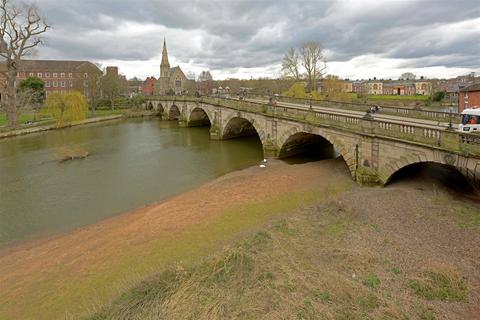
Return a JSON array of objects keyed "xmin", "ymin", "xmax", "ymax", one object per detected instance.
[
  {"xmin": 300, "ymin": 41, "xmax": 327, "ymax": 92},
  {"xmin": 281, "ymin": 47, "xmax": 300, "ymax": 80},
  {"xmin": 400, "ymin": 72, "xmax": 416, "ymax": 80},
  {"xmin": 0, "ymin": 0, "xmax": 49, "ymax": 127},
  {"xmin": 197, "ymin": 70, "xmax": 214, "ymax": 95}
]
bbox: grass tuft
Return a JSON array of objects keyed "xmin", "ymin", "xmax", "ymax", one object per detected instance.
[
  {"xmin": 363, "ymin": 273, "xmax": 381, "ymax": 289},
  {"xmin": 409, "ymin": 267, "xmax": 468, "ymax": 302}
]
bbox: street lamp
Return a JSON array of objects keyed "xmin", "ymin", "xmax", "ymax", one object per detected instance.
[
  {"xmin": 309, "ymin": 93, "xmax": 313, "ymax": 110},
  {"xmin": 448, "ymin": 104, "xmax": 454, "ymax": 130}
]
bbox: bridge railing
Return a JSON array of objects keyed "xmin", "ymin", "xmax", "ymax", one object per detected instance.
[
  {"xmin": 148, "ymin": 96, "xmax": 480, "ymax": 157},
  {"xmin": 252, "ymin": 94, "xmax": 461, "ymax": 124}
]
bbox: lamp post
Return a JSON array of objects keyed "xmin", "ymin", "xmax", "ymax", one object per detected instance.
[
  {"xmin": 448, "ymin": 104, "xmax": 453, "ymax": 130},
  {"xmin": 309, "ymin": 93, "xmax": 313, "ymax": 110}
]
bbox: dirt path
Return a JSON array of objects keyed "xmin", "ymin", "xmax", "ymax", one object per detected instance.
[{"xmin": 0, "ymin": 159, "xmax": 353, "ymax": 319}]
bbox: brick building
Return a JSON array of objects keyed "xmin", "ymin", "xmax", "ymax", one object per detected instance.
[
  {"xmin": 142, "ymin": 76, "xmax": 157, "ymax": 96},
  {"xmin": 0, "ymin": 60, "xmax": 102, "ymax": 101},
  {"xmin": 458, "ymin": 83, "xmax": 480, "ymax": 112}
]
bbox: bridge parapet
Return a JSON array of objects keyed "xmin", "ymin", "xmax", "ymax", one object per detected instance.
[
  {"xmin": 146, "ymin": 95, "xmax": 480, "ymax": 158},
  {"xmin": 260, "ymin": 95, "xmax": 460, "ymax": 123}
]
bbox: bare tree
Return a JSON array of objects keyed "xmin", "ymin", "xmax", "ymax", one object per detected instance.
[
  {"xmin": 0, "ymin": 0, "xmax": 49, "ymax": 127},
  {"xmin": 300, "ymin": 42, "xmax": 327, "ymax": 92},
  {"xmin": 400, "ymin": 72, "xmax": 416, "ymax": 81},
  {"xmin": 76, "ymin": 62, "xmax": 102, "ymax": 115},
  {"xmin": 197, "ymin": 70, "xmax": 214, "ymax": 95},
  {"xmin": 281, "ymin": 47, "xmax": 300, "ymax": 80}
]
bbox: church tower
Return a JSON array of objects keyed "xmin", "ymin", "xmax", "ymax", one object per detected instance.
[
  {"xmin": 160, "ymin": 38, "xmax": 170, "ymax": 78},
  {"xmin": 157, "ymin": 38, "xmax": 171, "ymax": 95}
]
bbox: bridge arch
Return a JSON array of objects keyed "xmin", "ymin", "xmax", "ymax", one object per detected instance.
[
  {"xmin": 277, "ymin": 127, "xmax": 356, "ymax": 178},
  {"xmin": 221, "ymin": 115, "xmax": 267, "ymax": 143},
  {"xmin": 147, "ymin": 102, "xmax": 154, "ymax": 111},
  {"xmin": 381, "ymin": 151, "xmax": 478, "ymax": 190},
  {"xmin": 168, "ymin": 104, "xmax": 181, "ymax": 120},
  {"xmin": 156, "ymin": 102, "xmax": 164, "ymax": 113},
  {"xmin": 187, "ymin": 106, "xmax": 213, "ymax": 127},
  {"xmin": 384, "ymin": 160, "xmax": 476, "ymax": 191},
  {"xmin": 278, "ymin": 132, "xmax": 335, "ymax": 159}
]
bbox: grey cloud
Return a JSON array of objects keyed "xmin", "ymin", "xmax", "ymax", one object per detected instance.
[{"xmin": 32, "ymin": 0, "xmax": 480, "ymax": 75}]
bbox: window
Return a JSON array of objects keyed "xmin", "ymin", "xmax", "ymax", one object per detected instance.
[
  {"xmin": 45, "ymin": 91, "xmax": 50, "ymax": 97},
  {"xmin": 175, "ymin": 78, "xmax": 181, "ymax": 88},
  {"xmin": 45, "ymin": 81, "xmax": 51, "ymax": 87},
  {"xmin": 83, "ymin": 80, "xmax": 88, "ymax": 87},
  {"xmin": 69, "ymin": 80, "xmax": 73, "ymax": 87},
  {"xmin": 37, "ymin": 73, "xmax": 42, "ymax": 78},
  {"xmin": 29, "ymin": 72, "xmax": 34, "ymax": 77},
  {"xmin": 60, "ymin": 73, "xmax": 65, "ymax": 78},
  {"xmin": 68, "ymin": 73, "xmax": 73, "ymax": 78},
  {"xmin": 53, "ymin": 73, "xmax": 57, "ymax": 78},
  {"xmin": 61, "ymin": 81, "xmax": 65, "ymax": 88},
  {"xmin": 45, "ymin": 72, "xmax": 50, "ymax": 78},
  {"xmin": 84, "ymin": 73, "xmax": 88, "ymax": 79},
  {"xmin": 53, "ymin": 81, "xmax": 58, "ymax": 87}
]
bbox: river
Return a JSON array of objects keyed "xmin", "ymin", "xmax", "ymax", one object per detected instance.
[{"xmin": 0, "ymin": 118, "xmax": 263, "ymax": 248}]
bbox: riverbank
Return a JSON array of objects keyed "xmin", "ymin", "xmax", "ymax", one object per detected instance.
[
  {"xmin": 0, "ymin": 159, "xmax": 351, "ymax": 319},
  {"xmin": 0, "ymin": 110, "xmax": 158, "ymax": 139},
  {"xmin": 1, "ymin": 159, "xmax": 479, "ymax": 319}
]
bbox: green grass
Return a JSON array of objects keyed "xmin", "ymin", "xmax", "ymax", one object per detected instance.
[
  {"xmin": 457, "ymin": 206, "xmax": 480, "ymax": 229},
  {"xmin": 89, "ymin": 109, "xmax": 128, "ymax": 118},
  {"xmin": 409, "ymin": 268, "xmax": 468, "ymax": 302},
  {"xmin": 0, "ymin": 111, "xmax": 44, "ymax": 126},
  {"xmin": 363, "ymin": 273, "xmax": 381, "ymax": 289},
  {"xmin": 367, "ymin": 94, "xmax": 429, "ymax": 101}
]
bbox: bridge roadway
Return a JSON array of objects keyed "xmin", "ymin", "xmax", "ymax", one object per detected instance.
[
  {"xmin": 145, "ymin": 95, "xmax": 480, "ymax": 189},
  {"xmin": 246, "ymin": 98, "xmax": 453, "ymax": 131}
]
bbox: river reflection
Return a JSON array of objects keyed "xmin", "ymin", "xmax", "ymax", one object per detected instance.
[{"xmin": 0, "ymin": 118, "xmax": 263, "ymax": 248}]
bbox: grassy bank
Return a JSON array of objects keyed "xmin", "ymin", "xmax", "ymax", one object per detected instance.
[
  {"xmin": 0, "ymin": 161, "xmax": 350, "ymax": 320},
  {"xmin": 88, "ymin": 185, "xmax": 480, "ymax": 319},
  {"xmin": 367, "ymin": 94, "xmax": 430, "ymax": 101},
  {"xmin": 0, "ymin": 109, "xmax": 128, "ymax": 126},
  {"xmin": 0, "ymin": 111, "xmax": 40, "ymax": 126}
]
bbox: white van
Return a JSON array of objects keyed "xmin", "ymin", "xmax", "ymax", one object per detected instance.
[{"xmin": 459, "ymin": 107, "xmax": 480, "ymax": 133}]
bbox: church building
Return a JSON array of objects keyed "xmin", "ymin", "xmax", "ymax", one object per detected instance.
[{"xmin": 155, "ymin": 39, "xmax": 194, "ymax": 95}]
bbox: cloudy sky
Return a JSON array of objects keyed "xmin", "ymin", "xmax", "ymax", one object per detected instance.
[{"xmin": 31, "ymin": 0, "xmax": 480, "ymax": 80}]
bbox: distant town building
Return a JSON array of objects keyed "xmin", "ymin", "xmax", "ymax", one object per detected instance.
[
  {"xmin": 458, "ymin": 83, "xmax": 480, "ymax": 112},
  {"xmin": 415, "ymin": 81, "xmax": 432, "ymax": 95},
  {"xmin": 352, "ymin": 81, "xmax": 367, "ymax": 94},
  {"xmin": 126, "ymin": 78, "xmax": 143, "ymax": 96},
  {"xmin": 155, "ymin": 39, "xmax": 195, "ymax": 95},
  {"xmin": 342, "ymin": 81, "xmax": 353, "ymax": 93},
  {"xmin": 0, "ymin": 60, "xmax": 102, "ymax": 101},
  {"xmin": 367, "ymin": 80, "xmax": 383, "ymax": 95}
]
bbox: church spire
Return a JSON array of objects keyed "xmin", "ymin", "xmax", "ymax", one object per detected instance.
[{"xmin": 160, "ymin": 37, "xmax": 170, "ymax": 74}]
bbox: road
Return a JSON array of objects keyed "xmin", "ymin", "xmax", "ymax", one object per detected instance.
[{"xmin": 246, "ymin": 98, "xmax": 455, "ymax": 131}]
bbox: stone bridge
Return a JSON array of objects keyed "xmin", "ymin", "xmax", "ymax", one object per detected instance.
[{"xmin": 146, "ymin": 96, "xmax": 480, "ymax": 188}]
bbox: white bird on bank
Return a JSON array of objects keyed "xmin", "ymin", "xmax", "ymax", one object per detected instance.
[{"xmin": 260, "ymin": 159, "xmax": 267, "ymax": 168}]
